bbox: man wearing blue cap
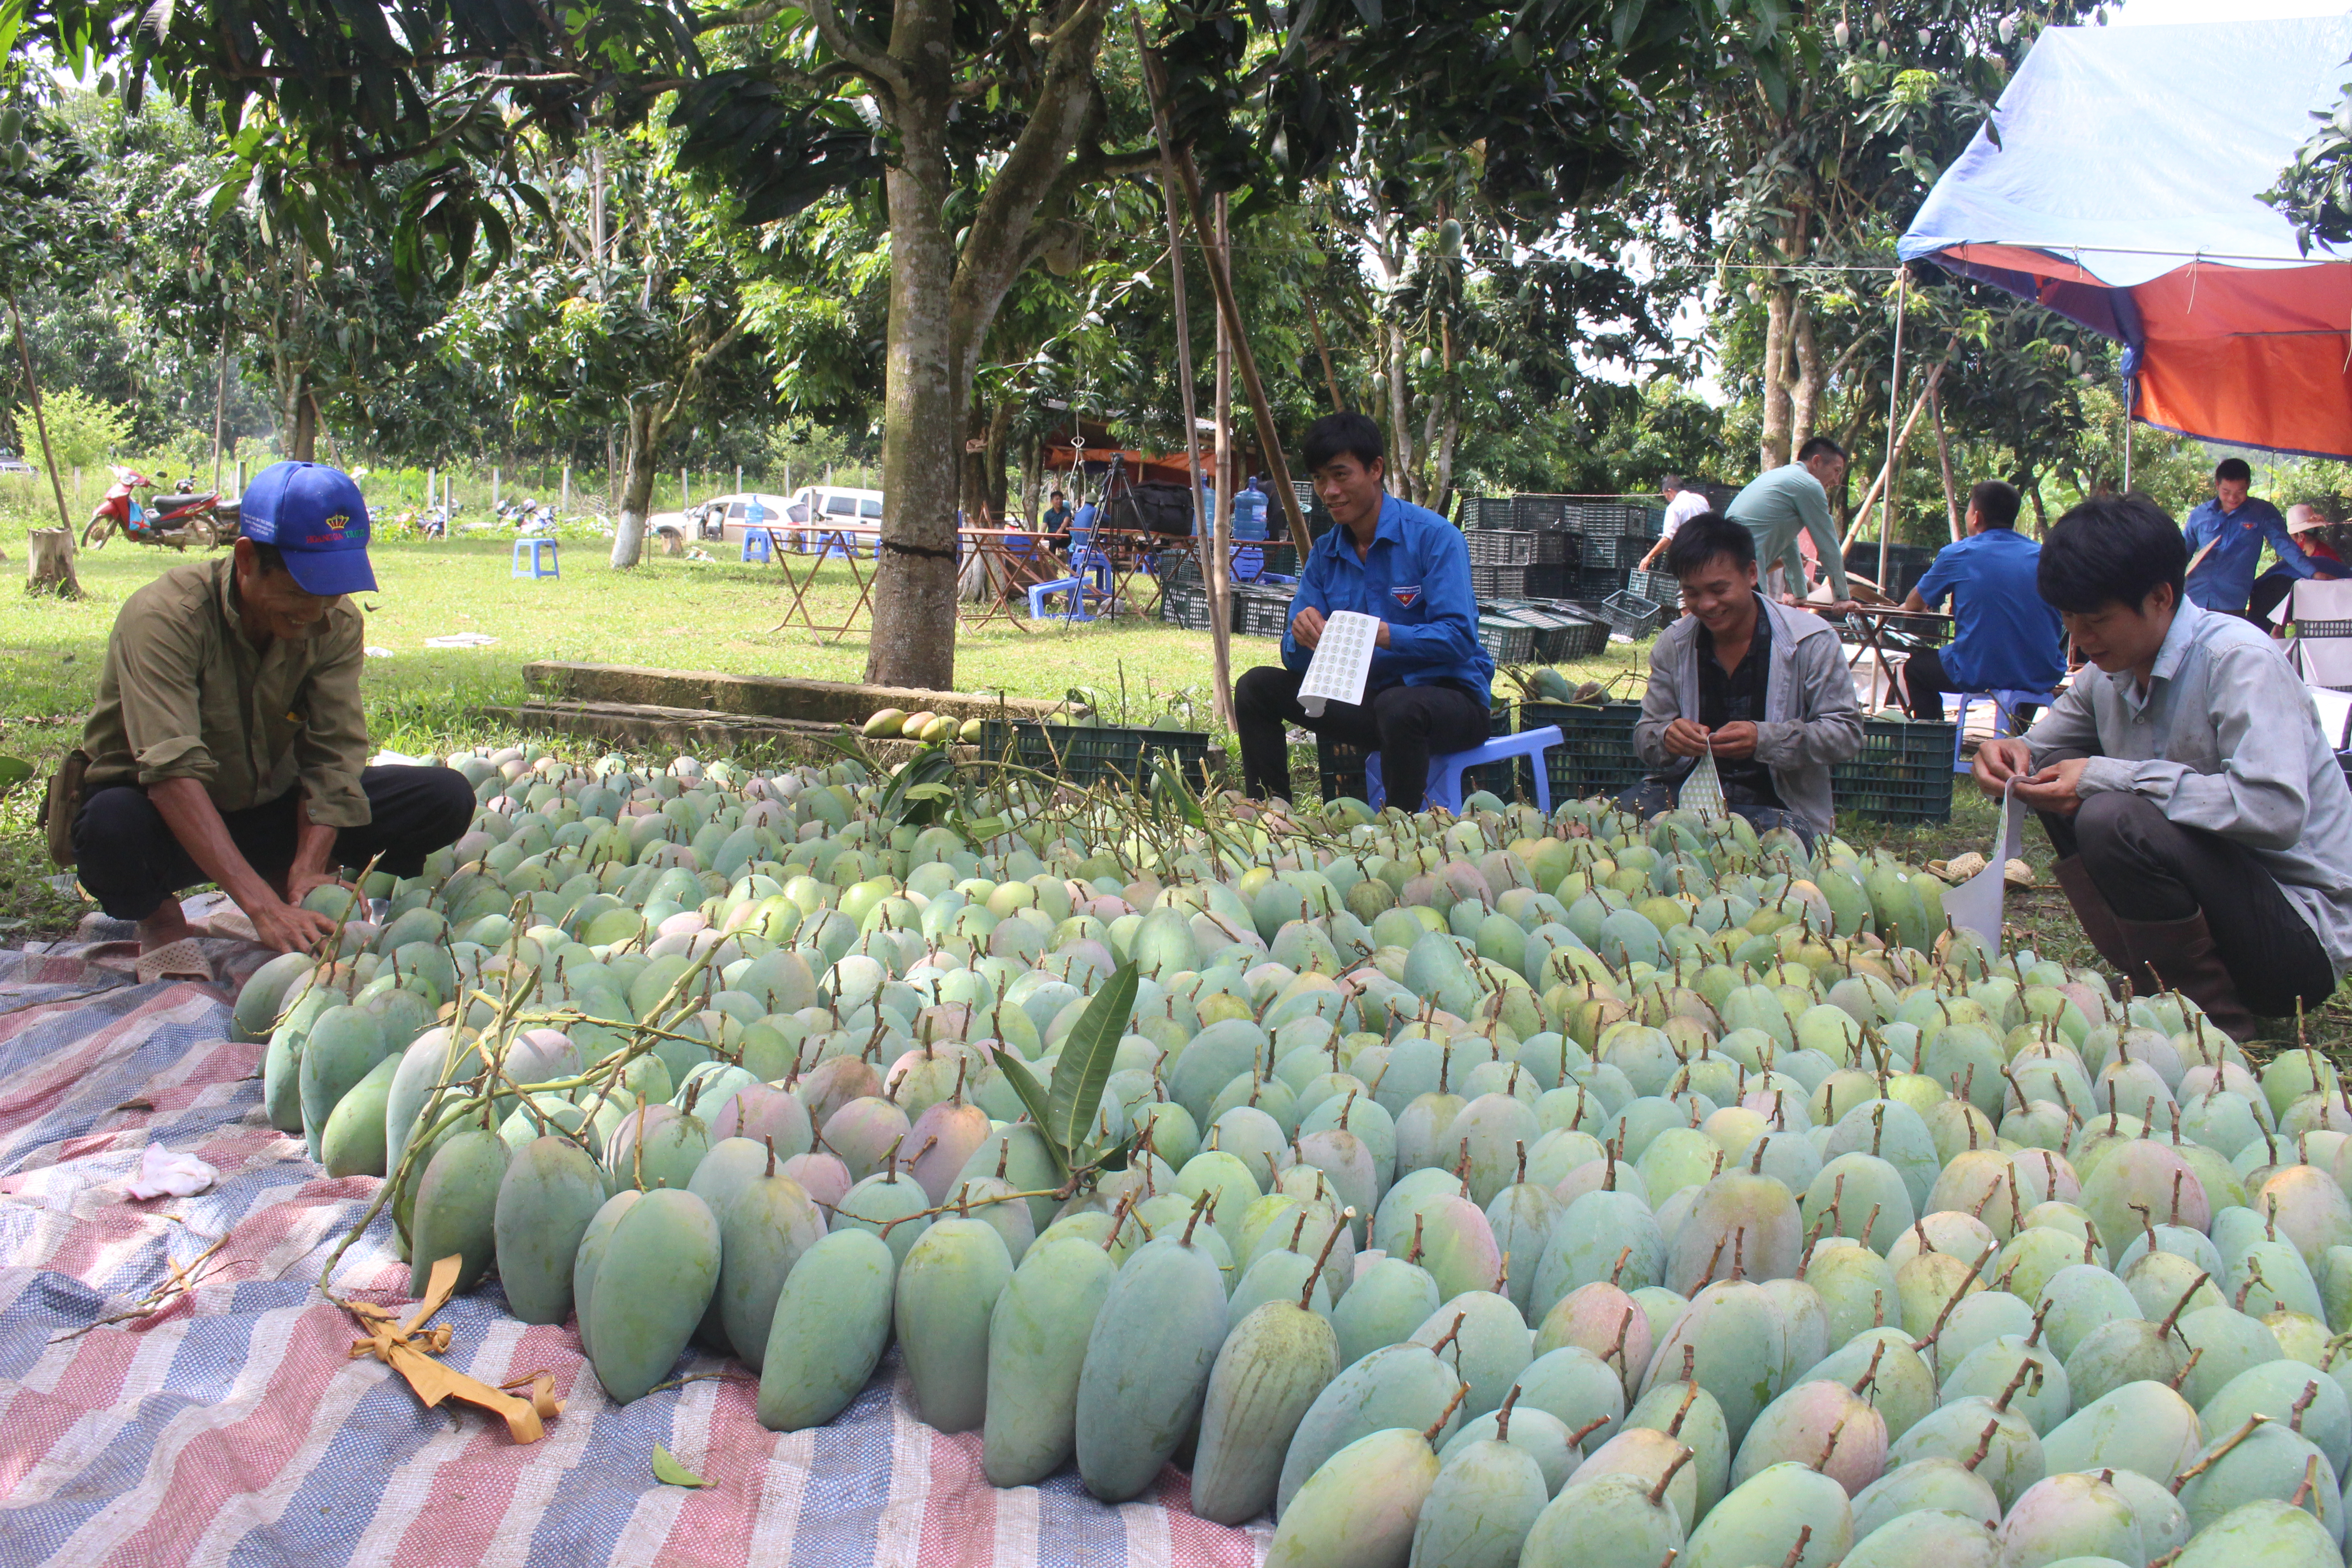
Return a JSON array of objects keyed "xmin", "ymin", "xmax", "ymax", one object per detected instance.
[{"xmin": 48, "ymin": 461, "xmax": 474, "ymax": 966}]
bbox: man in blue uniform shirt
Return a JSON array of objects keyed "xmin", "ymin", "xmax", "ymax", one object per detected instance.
[
  {"xmin": 1897, "ymin": 480, "xmax": 2067, "ymax": 721},
  {"xmin": 2182, "ymin": 457, "xmax": 2320, "ymax": 619},
  {"xmin": 1233, "ymin": 412, "xmax": 1493, "ymax": 811}
]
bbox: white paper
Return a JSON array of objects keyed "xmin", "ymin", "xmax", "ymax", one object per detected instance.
[
  {"xmin": 1298, "ymin": 610, "xmax": 1381, "ymax": 717},
  {"xmin": 1682, "ymin": 743, "xmax": 1726, "ymax": 820},
  {"xmin": 1945, "ymin": 779, "xmax": 2027, "ymax": 952},
  {"xmin": 2308, "ymin": 684, "xmax": 2352, "ymax": 749},
  {"xmin": 125, "ymin": 1142, "xmax": 218, "ymax": 1200}
]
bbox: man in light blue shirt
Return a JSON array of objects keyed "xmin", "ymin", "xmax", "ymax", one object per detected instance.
[
  {"xmin": 1234, "ymin": 412, "xmax": 1492, "ymax": 811},
  {"xmin": 1897, "ymin": 480, "xmax": 2067, "ymax": 720},
  {"xmin": 1725, "ymin": 437, "xmax": 1854, "ymax": 604},
  {"xmin": 2181, "ymin": 457, "xmax": 2322, "ymax": 618}
]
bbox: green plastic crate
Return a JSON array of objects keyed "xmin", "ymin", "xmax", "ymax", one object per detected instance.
[
  {"xmin": 1516, "ymin": 699, "xmax": 1649, "ymax": 804},
  {"xmin": 1831, "ymin": 717, "xmax": 1958, "ymax": 824},
  {"xmin": 974, "ymin": 719, "xmax": 1213, "ymax": 792}
]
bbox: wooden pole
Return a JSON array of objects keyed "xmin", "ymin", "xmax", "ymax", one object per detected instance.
[
  {"xmin": 1932, "ymin": 382, "xmax": 1962, "ymax": 543},
  {"xmin": 1877, "ymin": 269, "xmax": 1909, "ymax": 593},
  {"xmin": 210, "ymin": 343, "xmax": 229, "ymax": 496},
  {"xmin": 1132, "ymin": 32, "xmax": 1313, "ymax": 563},
  {"xmin": 8, "ymin": 293, "xmax": 72, "ymax": 532},
  {"xmin": 1137, "ymin": 44, "xmax": 1232, "ymax": 727},
  {"xmin": 1304, "ymin": 294, "xmax": 1346, "ymax": 413}
]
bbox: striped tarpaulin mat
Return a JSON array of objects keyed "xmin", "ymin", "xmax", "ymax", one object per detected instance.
[{"xmin": 0, "ymin": 948, "xmax": 1272, "ymax": 1567}]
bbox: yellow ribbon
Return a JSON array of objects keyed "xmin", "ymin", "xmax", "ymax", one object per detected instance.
[{"xmin": 344, "ymin": 1254, "xmax": 563, "ymax": 1443}]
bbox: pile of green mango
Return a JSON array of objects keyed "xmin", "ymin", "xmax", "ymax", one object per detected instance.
[{"xmin": 245, "ymin": 741, "xmax": 2352, "ymax": 1565}]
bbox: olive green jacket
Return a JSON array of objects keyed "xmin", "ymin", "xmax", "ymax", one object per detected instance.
[{"xmin": 80, "ymin": 556, "xmax": 372, "ymax": 826}]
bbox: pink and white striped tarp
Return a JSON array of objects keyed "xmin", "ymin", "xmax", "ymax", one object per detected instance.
[{"xmin": 0, "ymin": 944, "xmax": 1273, "ymax": 1568}]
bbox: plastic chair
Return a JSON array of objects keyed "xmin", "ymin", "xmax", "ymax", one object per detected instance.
[
  {"xmin": 1950, "ymin": 689, "xmax": 2055, "ymax": 772},
  {"xmin": 511, "ymin": 539, "xmax": 559, "ymax": 579},
  {"xmin": 1027, "ymin": 576, "xmax": 1111, "ymax": 621},
  {"xmin": 741, "ymin": 527, "xmax": 774, "ymax": 563},
  {"xmin": 1365, "ymin": 725, "xmax": 1563, "ymax": 813}
]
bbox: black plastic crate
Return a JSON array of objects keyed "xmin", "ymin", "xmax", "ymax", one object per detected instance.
[
  {"xmin": 1625, "ymin": 568, "xmax": 1679, "ymax": 606},
  {"xmin": 1572, "ymin": 566, "xmax": 1629, "ymax": 599},
  {"xmin": 1158, "ymin": 584, "xmax": 1217, "ymax": 631},
  {"xmin": 1578, "ymin": 533, "xmax": 1646, "ymax": 571},
  {"xmin": 1594, "ymin": 591, "xmax": 1666, "ymax": 638},
  {"xmin": 1471, "ymin": 563, "xmax": 1531, "ymax": 600},
  {"xmin": 1476, "ymin": 616, "xmax": 1537, "ymax": 666},
  {"xmin": 1511, "ymin": 495, "xmax": 1575, "ymax": 531},
  {"xmin": 1489, "ymin": 603, "xmax": 1611, "ymax": 663},
  {"xmin": 1517, "ymin": 699, "xmax": 1648, "ymax": 804},
  {"xmin": 1467, "ymin": 529, "xmax": 1539, "ymax": 566},
  {"xmin": 975, "ymin": 719, "xmax": 1213, "ymax": 791},
  {"xmin": 1831, "ymin": 717, "xmax": 1958, "ymax": 825},
  {"xmin": 1234, "ymin": 585, "xmax": 1292, "ymax": 638},
  {"xmin": 1458, "ymin": 496, "xmax": 1517, "ymax": 530}
]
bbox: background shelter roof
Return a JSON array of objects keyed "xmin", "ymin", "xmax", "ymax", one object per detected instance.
[{"xmin": 1899, "ymin": 16, "xmax": 2352, "ymax": 457}]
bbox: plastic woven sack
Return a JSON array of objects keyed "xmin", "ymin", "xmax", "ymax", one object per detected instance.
[{"xmin": 1682, "ymin": 741, "xmax": 1727, "ymax": 820}]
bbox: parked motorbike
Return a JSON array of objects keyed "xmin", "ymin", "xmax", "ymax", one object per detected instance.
[{"xmin": 81, "ymin": 466, "xmax": 238, "ymax": 550}]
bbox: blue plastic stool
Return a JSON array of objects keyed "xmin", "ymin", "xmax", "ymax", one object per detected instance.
[
  {"xmin": 741, "ymin": 527, "xmax": 774, "ymax": 563},
  {"xmin": 1950, "ymin": 689, "xmax": 2055, "ymax": 772},
  {"xmin": 1365, "ymin": 725, "xmax": 1562, "ymax": 813},
  {"xmin": 1027, "ymin": 576, "xmax": 1108, "ymax": 621},
  {"xmin": 512, "ymin": 539, "xmax": 559, "ymax": 579}
]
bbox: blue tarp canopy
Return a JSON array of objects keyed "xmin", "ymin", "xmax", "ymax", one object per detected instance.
[{"xmin": 1899, "ymin": 17, "xmax": 2352, "ymax": 458}]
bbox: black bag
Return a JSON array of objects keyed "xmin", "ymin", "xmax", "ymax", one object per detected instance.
[{"xmin": 1100, "ymin": 482, "xmax": 1196, "ymax": 537}]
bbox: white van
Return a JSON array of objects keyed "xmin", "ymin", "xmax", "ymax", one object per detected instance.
[{"xmin": 648, "ymin": 486, "xmax": 883, "ymax": 551}]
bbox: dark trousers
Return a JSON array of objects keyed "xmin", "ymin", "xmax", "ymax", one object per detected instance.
[
  {"xmin": 2248, "ymin": 573, "xmax": 2295, "ymax": 630},
  {"xmin": 2043, "ymin": 791, "xmax": 2335, "ymax": 1017},
  {"xmin": 1900, "ymin": 646, "xmax": 2043, "ymax": 727},
  {"xmin": 1612, "ymin": 777, "xmax": 1816, "ymax": 850},
  {"xmin": 1234, "ymin": 666, "xmax": 1490, "ymax": 812},
  {"xmin": 74, "ymin": 765, "xmax": 476, "ymax": 922}
]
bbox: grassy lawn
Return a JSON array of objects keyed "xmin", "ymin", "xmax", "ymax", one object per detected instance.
[{"xmin": 6, "ymin": 527, "xmax": 2347, "ymax": 1060}]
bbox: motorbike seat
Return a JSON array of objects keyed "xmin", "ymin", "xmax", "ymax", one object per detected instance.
[{"xmin": 150, "ymin": 493, "xmax": 215, "ymax": 512}]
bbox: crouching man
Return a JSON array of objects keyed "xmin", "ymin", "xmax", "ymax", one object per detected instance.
[
  {"xmin": 1976, "ymin": 494, "xmax": 2352, "ymax": 1040},
  {"xmin": 1621, "ymin": 512, "xmax": 1863, "ymax": 847},
  {"xmin": 1233, "ymin": 412, "xmax": 1493, "ymax": 812},
  {"xmin": 45, "ymin": 461, "xmax": 475, "ymax": 970}
]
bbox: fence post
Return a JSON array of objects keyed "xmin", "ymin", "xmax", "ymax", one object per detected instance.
[
  {"xmin": 561, "ymin": 465, "xmax": 571, "ymax": 513},
  {"xmin": 681, "ymin": 467, "xmax": 690, "ymax": 509},
  {"xmin": 426, "ymin": 466, "xmax": 435, "ymax": 512},
  {"xmin": 735, "ymin": 464, "xmax": 743, "ymax": 496},
  {"xmin": 492, "ymin": 466, "xmax": 501, "ymax": 510}
]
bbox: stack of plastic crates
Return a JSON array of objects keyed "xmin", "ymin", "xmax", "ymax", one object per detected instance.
[
  {"xmin": 1485, "ymin": 602, "xmax": 1611, "ymax": 662},
  {"xmin": 1831, "ymin": 717, "xmax": 1957, "ymax": 824},
  {"xmin": 1475, "ymin": 616, "xmax": 1537, "ymax": 667},
  {"xmin": 1457, "ymin": 497, "xmax": 1517, "ymax": 529},
  {"xmin": 1513, "ymin": 699, "xmax": 1648, "ymax": 804},
  {"xmin": 1466, "ymin": 529, "xmax": 1540, "ymax": 565},
  {"xmin": 1471, "ymin": 563, "xmax": 1531, "ymax": 600}
]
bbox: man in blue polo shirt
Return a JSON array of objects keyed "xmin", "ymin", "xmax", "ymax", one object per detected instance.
[
  {"xmin": 1233, "ymin": 412, "xmax": 1492, "ymax": 811},
  {"xmin": 1897, "ymin": 480, "xmax": 2067, "ymax": 722},
  {"xmin": 2182, "ymin": 457, "xmax": 2323, "ymax": 619}
]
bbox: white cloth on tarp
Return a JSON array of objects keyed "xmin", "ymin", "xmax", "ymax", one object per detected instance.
[{"xmin": 125, "ymin": 1142, "xmax": 219, "ymax": 1200}]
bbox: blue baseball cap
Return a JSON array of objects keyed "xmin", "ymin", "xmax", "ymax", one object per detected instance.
[{"xmin": 239, "ymin": 461, "xmax": 377, "ymax": 597}]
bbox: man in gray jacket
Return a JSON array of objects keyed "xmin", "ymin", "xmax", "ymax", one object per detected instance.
[
  {"xmin": 1976, "ymin": 493, "xmax": 2352, "ymax": 1040},
  {"xmin": 1622, "ymin": 511, "xmax": 1865, "ymax": 846}
]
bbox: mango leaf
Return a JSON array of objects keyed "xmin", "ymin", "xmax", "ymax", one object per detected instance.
[
  {"xmin": 987, "ymin": 1045, "xmax": 1068, "ymax": 1177},
  {"xmin": 0, "ymin": 756, "xmax": 30, "ymax": 799},
  {"xmin": 1045, "ymin": 962, "xmax": 1138, "ymax": 1158},
  {"xmin": 651, "ymin": 1442, "xmax": 707, "ymax": 1487}
]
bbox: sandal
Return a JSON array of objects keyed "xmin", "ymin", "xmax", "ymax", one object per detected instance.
[{"xmin": 135, "ymin": 939, "xmax": 214, "ymax": 985}]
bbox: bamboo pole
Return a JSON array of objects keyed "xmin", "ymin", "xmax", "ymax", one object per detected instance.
[
  {"xmin": 1140, "ymin": 60, "xmax": 1233, "ymax": 727},
  {"xmin": 1878, "ymin": 269, "xmax": 1909, "ymax": 592},
  {"xmin": 210, "ymin": 343, "xmax": 229, "ymax": 496},
  {"xmin": 1132, "ymin": 31, "xmax": 1313, "ymax": 563},
  {"xmin": 1840, "ymin": 357, "xmax": 1950, "ymax": 549},
  {"xmin": 1213, "ymin": 199, "xmax": 1238, "ymax": 715},
  {"xmin": 1932, "ymin": 382, "xmax": 1962, "ymax": 543}
]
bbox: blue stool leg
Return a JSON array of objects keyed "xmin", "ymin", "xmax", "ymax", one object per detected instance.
[
  {"xmin": 1529, "ymin": 749, "xmax": 1553, "ymax": 814},
  {"xmin": 1422, "ymin": 760, "xmax": 1464, "ymax": 813},
  {"xmin": 1363, "ymin": 753, "xmax": 1387, "ymax": 811}
]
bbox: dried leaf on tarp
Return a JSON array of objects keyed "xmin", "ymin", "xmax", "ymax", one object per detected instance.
[
  {"xmin": 652, "ymin": 1443, "xmax": 708, "ymax": 1488},
  {"xmin": 343, "ymin": 1254, "xmax": 563, "ymax": 1443}
]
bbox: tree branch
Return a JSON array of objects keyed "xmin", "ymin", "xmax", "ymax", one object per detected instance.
[{"xmin": 804, "ymin": 0, "xmax": 907, "ymax": 99}]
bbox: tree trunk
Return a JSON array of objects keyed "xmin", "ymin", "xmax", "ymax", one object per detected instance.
[
  {"xmin": 985, "ymin": 399, "xmax": 1013, "ymax": 520},
  {"xmin": 290, "ymin": 384, "xmax": 319, "ymax": 463},
  {"xmin": 609, "ymin": 402, "xmax": 664, "ymax": 567},
  {"xmin": 27, "ymin": 528, "xmax": 78, "ymax": 597},
  {"xmin": 6, "ymin": 293, "xmax": 69, "ymax": 535},
  {"xmin": 958, "ymin": 394, "xmax": 991, "ymax": 522},
  {"xmin": 865, "ymin": 152, "xmax": 963, "ymax": 692},
  {"xmin": 1432, "ymin": 408, "xmax": 1460, "ymax": 521},
  {"xmin": 1759, "ymin": 288, "xmax": 1793, "ymax": 471},
  {"xmin": 1386, "ymin": 323, "xmax": 1414, "ymax": 494},
  {"xmin": 1789, "ymin": 303, "xmax": 1823, "ymax": 456}
]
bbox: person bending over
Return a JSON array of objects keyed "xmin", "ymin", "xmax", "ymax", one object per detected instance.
[
  {"xmin": 1975, "ymin": 493, "xmax": 2352, "ymax": 1040},
  {"xmin": 46, "ymin": 461, "xmax": 476, "ymax": 965},
  {"xmin": 1897, "ymin": 479, "xmax": 2066, "ymax": 724},
  {"xmin": 1233, "ymin": 412, "xmax": 1492, "ymax": 812},
  {"xmin": 1725, "ymin": 436, "xmax": 1855, "ymax": 605},
  {"xmin": 1620, "ymin": 511, "xmax": 1863, "ymax": 847}
]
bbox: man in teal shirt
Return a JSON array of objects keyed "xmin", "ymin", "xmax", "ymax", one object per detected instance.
[{"xmin": 1726, "ymin": 437, "xmax": 1853, "ymax": 604}]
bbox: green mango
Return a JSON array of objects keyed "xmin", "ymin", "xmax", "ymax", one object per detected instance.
[
  {"xmin": 1680, "ymin": 1459, "xmax": 1852, "ymax": 1567},
  {"xmin": 1278, "ymin": 1340, "xmax": 1467, "ymax": 1518},
  {"xmin": 1406, "ymin": 1431, "xmax": 1547, "ymax": 1568},
  {"xmin": 232, "ymin": 952, "xmax": 317, "ymax": 1043},
  {"xmin": 1517, "ymin": 1472, "xmax": 1687, "ymax": 1568},
  {"xmin": 982, "ymin": 1235, "xmax": 1117, "ymax": 1487},
  {"xmin": 572, "ymin": 1189, "xmax": 643, "ymax": 1362},
  {"xmin": 1850, "ymin": 1458, "xmax": 1999, "ymax": 1542},
  {"xmin": 298, "ymin": 1004, "xmax": 390, "ymax": 1161},
  {"xmin": 756, "ymin": 1229, "xmax": 896, "ymax": 1431},
  {"xmin": 408, "ymin": 1127, "xmax": 510, "ymax": 1298},
  {"xmin": 1073, "ymin": 1232, "xmax": 1230, "ymax": 1504},
  {"xmin": 384, "ymin": 1026, "xmax": 485, "ymax": 1186},
  {"xmin": 2170, "ymin": 1499, "xmax": 2345, "ymax": 1567},
  {"xmin": 711, "ymin": 1169, "xmax": 827, "ymax": 1369},
  {"xmin": 896, "ymin": 1218, "xmax": 1014, "ymax": 1433},
  {"xmin": 584, "ymin": 1187, "xmax": 720, "ymax": 1404},
  {"xmin": 1192, "ymin": 1297, "xmax": 1342, "ymax": 1525},
  {"xmin": 263, "ymin": 977, "xmax": 340, "ymax": 1132},
  {"xmin": 1263, "ymin": 1426, "xmax": 1441, "ymax": 1568},
  {"xmin": 1841, "ymin": 1510, "xmax": 1997, "ymax": 1568},
  {"xmin": 493, "ymin": 1135, "xmax": 606, "ymax": 1324},
  {"xmin": 1335, "ymin": 1255, "xmax": 1443, "ymax": 1369},
  {"xmin": 319, "ymin": 1052, "xmax": 401, "ymax": 1177}
]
